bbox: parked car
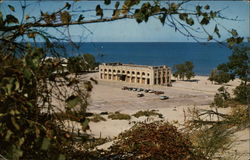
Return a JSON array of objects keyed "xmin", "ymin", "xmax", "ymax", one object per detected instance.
[
  {"xmin": 144, "ymin": 89, "xmax": 149, "ymax": 93},
  {"xmin": 155, "ymin": 91, "xmax": 164, "ymax": 95},
  {"xmin": 133, "ymin": 88, "xmax": 138, "ymax": 91},
  {"xmin": 137, "ymin": 93, "xmax": 144, "ymax": 97},
  {"xmin": 128, "ymin": 87, "xmax": 133, "ymax": 91},
  {"xmin": 122, "ymin": 86, "xmax": 128, "ymax": 90},
  {"xmin": 148, "ymin": 90, "xmax": 155, "ymax": 93},
  {"xmin": 160, "ymin": 96, "xmax": 169, "ymax": 100}
]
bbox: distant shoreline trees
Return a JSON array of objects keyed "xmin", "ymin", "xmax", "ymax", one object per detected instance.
[
  {"xmin": 67, "ymin": 54, "xmax": 98, "ymax": 73},
  {"xmin": 173, "ymin": 61, "xmax": 195, "ymax": 80}
]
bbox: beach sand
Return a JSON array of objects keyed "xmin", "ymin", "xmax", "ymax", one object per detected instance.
[{"xmin": 81, "ymin": 73, "xmax": 249, "ymax": 159}]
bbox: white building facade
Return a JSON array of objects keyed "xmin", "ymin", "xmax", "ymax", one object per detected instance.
[{"xmin": 99, "ymin": 63, "xmax": 171, "ymax": 85}]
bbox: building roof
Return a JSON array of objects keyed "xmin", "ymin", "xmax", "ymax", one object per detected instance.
[{"xmin": 100, "ymin": 63, "xmax": 168, "ymax": 69}]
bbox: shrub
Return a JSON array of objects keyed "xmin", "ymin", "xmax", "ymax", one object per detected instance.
[
  {"xmin": 106, "ymin": 122, "xmax": 205, "ymax": 160},
  {"xmin": 108, "ymin": 112, "xmax": 131, "ymax": 120},
  {"xmin": 133, "ymin": 110, "xmax": 163, "ymax": 118},
  {"xmin": 90, "ymin": 114, "xmax": 106, "ymax": 123}
]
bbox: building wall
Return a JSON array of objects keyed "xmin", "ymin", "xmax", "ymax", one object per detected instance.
[{"xmin": 99, "ymin": 63, "xmax": 171, "ymax": 86}]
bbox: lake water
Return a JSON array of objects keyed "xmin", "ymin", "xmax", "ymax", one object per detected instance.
[{"xmin": 62, "ymin": 42, "xmax": 232, "ymax": 75}]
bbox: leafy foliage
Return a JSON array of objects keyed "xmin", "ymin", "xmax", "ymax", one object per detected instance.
[
  {"xmin": 173, "ymin": 61, "xmax": 195, "ymax": 80},
  {"xmin": 67, "ymin": 54, "xmax": 97, "ymax": 73},
  {"xmin": 210, "ymin": 46, "xmax": 250, "ymax": 84},
  {"xmin": 208, "ymin": 68, "xmax": 231, "ymax": 84},
  {"xmin": 211, "ymin": 86, "xmax": 231, "ymax": 108},
  {"xmin": 0, "ymin": 46, "xmax": 92, "ymax": 159},
  {"xmin": 233, "ymin": 83, "xmax": 249, "ymax": 104}
]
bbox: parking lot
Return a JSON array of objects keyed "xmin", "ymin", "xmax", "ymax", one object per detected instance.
[{"xmin": 87, "ymin": 76, "xmax": 216, "ymax": 114}]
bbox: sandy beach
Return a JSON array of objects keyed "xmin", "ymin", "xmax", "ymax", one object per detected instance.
[{"xmin": 80, "ymin": 73, "xmax": 249, "ymax": 159}]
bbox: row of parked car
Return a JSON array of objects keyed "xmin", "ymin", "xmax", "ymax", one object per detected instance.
[{"xmin": 121, "ymin": 86, "xmax": 169, "ymax": 100}]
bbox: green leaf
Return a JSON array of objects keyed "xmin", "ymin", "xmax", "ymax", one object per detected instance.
[
  {"xmin": 112, "ymin": 9, "xmax": 120, "ymax": 18},
  {"xmin": 65, "ymin": 95, "xmax": 81, "ymax": 108},
  {"xmin": 134, "ymin": 9, "xmax": 143, "ymax": 23},
  {"xmin": 210, "ymin": 11, "xmax": 217, "ymax": 19},
  {"xmin": 151, "ymin": 5, "xmax": 161, "ymax": 14},
  {"xmin": 186, "ymin": 18, "xmax": 194, "ymax": 26},
  {"xmin": 15, "ymin": 80, "xmax": 20, "ymax": 91},
  {"xmin": 10, "ymin": 109, "xmax": 20, "ymax": 116},
  {"xmin": 60, "ymin": 11, "xmax": 71, "ymax": 23},
  {"xmin": 179, "ymin": 13, "xmax": 188, "ymax": 21},
  {"xmin": 77, "ymin": 14, "xmax": 84, "ymax": 22},
  {"xmin": 18, "ymin": 137, "xmax": 25, "ymax": 146},
  {"xmin": 208, "ymin": 35, "xmax": 213, "ymax": 41},
  {"xmin": 41, "ymin": 138, "xmax": 50, "ymax": 150},
  {"xmin": 23, "ymin": 68, "xmax": 32, "ymax": 80},
  {"xmin": 11, "ymin": 117, "xmax": 20, "ymax": 130},
  {"xmin": 8, "ymin": 5, "xmax": 15, "ymax": 12},
  {"xmin": 57, "ymin": 154, "xmax": 66, "ymax": 160},
  {"xmin": 5, "ymin": 130, "xmax": 13, "ymax": 141},
  {"xmin": 170, "ymin": 3, "xmax": 179, "ymax": 11},
  {"xmin": 115, "ymin": 1, "xmax": 120, "ymax": 9},
  {"xmin": 159, "ymin": 14, "xmax": 166, "ymax": 25},
  {"xmin": 65, "ymin": 2, "xmax": 71, "ymax": 10},
  {"xmin": 200, "ymin": 17, "xmax": 209, "ymax": 25},
  {"xmin": 236, "ymin": 37, "xmax": 244, "ymax": 44},
  {"xmin": 81, "ymin": 118, "xmax": 89, "ymax": 130},
  {"xmin": 12, "ymin": 146, "xmax": 23, "ymax": 159},
  {"xmin": 227, "ymin": 37, "xmax": 236, "ymax": 47},
  {"xmin": 96, "ymin": 5, "xmax": 103, "ymax": 18},
  {"xmin": 214, "ymin": 24, "xmax": 221, "ymax": 38},
  {"xmin": 0, "ymin": 12, "xmax": 3, "ymax": 26},
  {"xmin": 230, "ymin": 29, "xmax": 238, "ymax": 37},
  {"xmin": 104, "ymin": 0, "xmax": 111, "ymax": 5},
  {"xmin": 204, "ymin": 5, "xmax": 210, "ymax": 10},
  {"xmin": 27, "ymin": 32, "xmax": 36, "ymax": 38},
  {"xmin": 6, "ymin": 14, "xmax": 19, "ymax": 24}
]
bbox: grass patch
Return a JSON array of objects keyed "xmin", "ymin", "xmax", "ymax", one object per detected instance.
[
  {"xmin": 108, "ymin": 112, "xmax": 131, "ymax": 120},
  {"xmin": 90, "ymin": 114, "xmax": 106, "ymax": 123},
  {"xmin": 133, "ymin": 110, "xmax": 163, "ymax": 118}
]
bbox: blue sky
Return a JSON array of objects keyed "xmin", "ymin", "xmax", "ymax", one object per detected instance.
[{"xmin": 1, "ymin": 0, "xmax": 249, "ymax": 42}]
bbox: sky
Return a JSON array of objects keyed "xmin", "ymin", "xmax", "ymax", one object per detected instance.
[{"xmin": 0, "ymin": 0, "xmax": 249, "ymax": 42}]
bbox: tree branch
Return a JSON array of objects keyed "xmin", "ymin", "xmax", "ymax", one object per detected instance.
[{"xmin": 0, "ymin": 15, "xmax": 133, "ymax": 31}]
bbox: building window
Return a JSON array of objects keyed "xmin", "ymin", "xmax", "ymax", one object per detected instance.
[
  {"xmin": 100, "ymin": 69, "xmax": 103, "ymax": 71},
  {"xmin": 108, "ymin": 69, "xmax": 111, "ymax": 72},
  {"xmin": 137, "ymin": 72, "xmax": 140, "ymax": 75},
  {"xmin": 147, "ymin": 79, "xmax": 150, "ymax": 84},
  {"xmin": 118, "ymin": 70, "xmax": 121, "ymax": 73},
  {"xmin": 147, "ymin": 73, "xmax": 150, "ymax": 76},
  {"xmin": 142, "ymin": 72, "xmax": 145, "ymax": 76},
  {"xmin": 113, "ymin": 70, "xmax": 116, "ymax": 72},
  {"xmin": 127, "ymin": 71, "xmax": 130, "ymax": 74},
  {"xmin": 122, "ymin": 70, "xmax": 125, "ymax": 73},
  {"xmin": 104, "ymin": 69, "xmax": 107, "ymax": 72},
  {"xmin": 132, "ymin": 71, "xmax": 135, "ymax": 74}
]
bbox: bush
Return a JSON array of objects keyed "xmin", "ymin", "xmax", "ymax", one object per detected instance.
[
  {"xmin": 108, "ymin": 112, "xmax": 131, "ymax": 120},
  {"xmin": 133, "ymin": 110, "xmax": 163, "ymax": 118},
  {"xmin": 233, "ymin": 83, "xmax": 249, "ymax": 104},
  {"xmin": 106, "ymin": 122, "xmax": 205, "ymax": 160},
  {"xmin": 90, "ymin": 114, "xmax": 106, "ymax": 123}
]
